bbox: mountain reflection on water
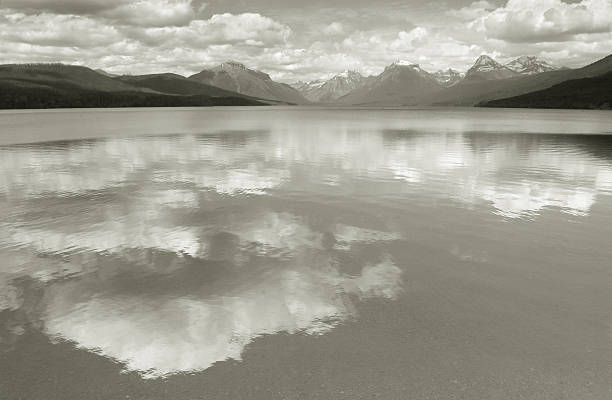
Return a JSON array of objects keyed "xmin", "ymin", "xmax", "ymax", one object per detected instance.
[{"xmin": 1, "ymin": 111, "xmax": 612, "ymax": 379}]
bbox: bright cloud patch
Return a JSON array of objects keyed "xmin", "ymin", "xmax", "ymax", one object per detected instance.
[
  {"xmin": 0, "ymin": 11, "xmax": 121, "ymax": 48},
  {"xmin": 390, "ymin": 27, "xmax": 428, "ymax": 51},
  {"xmin": 103, "ymin": 0, "xmax": 196, "ymax": 27},
  {"xmin": 139, "ymin": 13, "xmax": 292, "ymax": 48},
  {"xmin": 474, "ymin": 0, "xmax": 612, "ymax": 42},
  {"xmin": 0, "ymin": 0, "xmax": 610, "ymax": 80}
]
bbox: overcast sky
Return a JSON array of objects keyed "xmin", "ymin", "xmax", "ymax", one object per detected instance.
[{"xmin": 0, "ymin": 0, "xmax": 611, "ymax": 81}]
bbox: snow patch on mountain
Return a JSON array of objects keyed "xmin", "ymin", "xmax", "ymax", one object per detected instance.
[{"xmin": 505, "ymin": 56, "xmax": 560, "ymax": 75}]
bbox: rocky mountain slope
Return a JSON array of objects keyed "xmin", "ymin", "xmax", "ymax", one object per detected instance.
[
  {"xmin": 433, "ymin": 68, "xmax": 464, "ymax": 87},
  {"xmin": 505, "ymin": 56, "xmax": 560, "ymax": 75},
  {"xmin": 337, "ymin": 61, "xmax": 443, "ymax": 105},
  {"xmin": 463, "ymin": 55, "xmax": 519, "ymax": 81},
  {"xmin": 189, "ymin": 61, "xmax": 308, "ymax": 104},
  {"xmin": 292, "ymin": 71, "xmax": 370, "ymax": 102}
]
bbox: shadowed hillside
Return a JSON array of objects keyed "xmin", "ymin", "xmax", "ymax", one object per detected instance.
[
  {"xmin": 0, "ymin": 64, "xmax": 144, "ymax": 93},
  {"xmin": 115, "ymin": 73, "xmax": 269, "ymax": 102},
  {"xmin": 478, "ymin": 72, "xmax": 612, "ymax": 110},
  {"xmin": 0, "ymin": 64, "xmax": 266, "ymax": 109}
]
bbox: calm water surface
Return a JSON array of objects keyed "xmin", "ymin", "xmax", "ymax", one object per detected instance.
[{"xmin": 1, "ymin": 107, "xmax": 612, "ymax": 399}]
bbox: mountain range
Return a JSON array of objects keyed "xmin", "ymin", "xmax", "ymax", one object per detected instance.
[
  {"xmin": 0, "ymin": 54, "xmax": 610, "ymax": 110},
  {"xmin": 0, "ymin": 64, "xmax": 266, "ymax": 109},
  {"xmin": 463, "ymin": 55, "xmax": 519, "ymax": 81},
  {"xmin": 432, "ymin": 68, "xmax": 464, "ymax": 87},
  {"xmin": 291, "ymin": 70, "xmax": 370, "ymax": 103}
]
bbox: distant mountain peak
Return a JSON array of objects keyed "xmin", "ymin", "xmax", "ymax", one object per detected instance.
[
  {"xmin": 211, "ymin": 61, "xmax": 273, "ymax": 82},
  {"xmin": 433, "ymin": 68, "xmax": 464, "ymax": 87},
  {"xmin": 189, "ymin": 62, "xmax": 307, "ymax": 104},
  {"xmin": 219, "ymin": 60, "xmax": 247, "ymax": 69},
  {"xmin": 463, "ymin": 55, "xmax": 519, "ymax": 81},
  {"xmin": 391, "ymin": 60, "xmax": 420, "ymax": 68},
  {"xmin": 516, "ymin": 55, "xmax": 536, "ymax": 62},
  {"xmin": 337, "ymin": 70, "xmax": 362, "ymax": 79},
  {"xmin": 291, "ymin": 70, "xmax": 370, "ymax": 103},
  {"xmin": 470, "ymin": 55, "xmax": 504, "ymax": 71},
  {"xmin": 475, "ymin": 54, "xmax": 495, "ymax": 62},
  {"xmin": 505, "ymin": 55, "xmax": 559, "ymax": 75},
  {"xmin": 385, "ymin": 61, "xmax": 427, "ymax": 75}
]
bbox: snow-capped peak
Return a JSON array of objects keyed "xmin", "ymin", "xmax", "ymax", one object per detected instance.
[
  {"xmin": 337, "ymin": 70, "xmax": 361, "ymax": 78},
  {"xmin": 505, "ymin": 56, "xmax": 559, "ymax": 75},
  {"xmin": 393, "ymin": 60, "xmax": 420, "ymax": 68},
  {"xmin": 433, "ymin": 68, "xmax": 464, "ymax": 86},
  {"xmin": 291, "ymin": 70, "xmax": 369, "ymax": 102},
  {"xmin": 219, "ymin": 60, "xmax": 247, "ymax": 69},
  {"xmin": 470, "ymin": 55, "xmax": 504, "ymax": 72},
  {"xmin": 386, "ymin": 61, "xmax": 426, "ymax": 74}
]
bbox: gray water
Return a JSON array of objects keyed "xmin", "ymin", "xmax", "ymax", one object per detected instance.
[{"xmin": 1, "ymin": 107, "xmax": 612, "ymax": 399}]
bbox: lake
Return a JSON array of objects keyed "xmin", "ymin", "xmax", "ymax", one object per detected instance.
[{"xmin": 1, "ymin": 107, "xmax": 612, "ymax": 399}]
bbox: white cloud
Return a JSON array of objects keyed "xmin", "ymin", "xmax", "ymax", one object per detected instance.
[
  {"xmin": 103, "ymin": 0, "xmax": 196, "ymax": 27},
  {"xmin": 448, "ymin": 0, "xmax": 495, "ymax": 20},
  {"xmin": 389, "ymin": 27, "xmax": 428, "ymax": 51},
  {"xmin": 138, "ymin": 13, "xmax": 292, "ymax": 48},
  {"xmin": 473, "ymin": 0, "xmax": 612, "ymax": 43},
  {"xmin": 0, "ymin": 11, "xmax": 121, "ymax": 48},
  {"xmin": 0, "ymin": 0, "xmax": 610, "ymax": 81},
  {"xmin": 323, "ymin": 21, "xmax": 345, "ymax": 36}
]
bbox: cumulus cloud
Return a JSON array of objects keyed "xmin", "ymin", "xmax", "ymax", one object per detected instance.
[
  {"xmin": 0, "ymin": 8, "xmax": 294, "ymax": 74},
  {"xmin": 448, "ymin": 0, "xmax": 495, "ymax": 20},
  {"xmin": 472, "ymin": 0, "xmax": 612, "ymax": 43},
  {"xmin": 103, "ymin": 0, "xmax": 196, "ymax": 27},
  {"xmin": 389, "ymin": 27, "xmax": 429, "ymax": 51},
  {"xmin": 0, "ymin": 0, "xmax": 610, "ymax": 80},
  {"xmin": 136, "ymin": 13, "xmax": 292, "ymax": 48},
  {"xmin": 0, "ymin": 11, "xmax": 121, "ymax": 48},
  {"xmin": 206, "ymin": 13, "xmax": 292, "ymax": 43},
  {"xmin": 323, "ymin": 21, "xmax": 345, "ymax": 36}
]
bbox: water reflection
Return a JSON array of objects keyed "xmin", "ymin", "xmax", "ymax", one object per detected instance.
[
  {"xmin": 41, "ymin": 255, "xmax": 401, "ymax": 378},
  {"xmin": 1, "ymin": 114, "xmax": 612, "ymax": 378}
]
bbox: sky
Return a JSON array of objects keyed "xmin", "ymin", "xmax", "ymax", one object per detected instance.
[{"xmin": 0, "ymin": 0, "xmax": 611, "ymax": 82}]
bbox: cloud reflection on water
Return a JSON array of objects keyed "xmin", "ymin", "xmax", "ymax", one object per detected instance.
[
  {"xmin": 1, "ymin": 123, "xmax": 612, "ymax": 377},
  {"xmin": 1, "ymin": 131, "xmax": 611, "ymax": 220},
  {"xmin": 42, "ymin": 257, "xmax": 401, "ymax": 378}
]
